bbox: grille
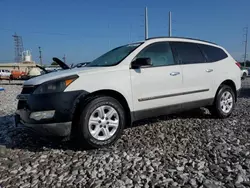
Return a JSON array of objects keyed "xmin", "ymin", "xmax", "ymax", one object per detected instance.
[
  {"xmin": 21, "ymin": 85, "xmax": 38, "ymax": 94},
  {"xmin": 18, "ymin": 85, "xmax": 39, "ymax": 110},
  {"xmin": 17, "ymin": 100, "xmax": 28, "ymax": 110}
]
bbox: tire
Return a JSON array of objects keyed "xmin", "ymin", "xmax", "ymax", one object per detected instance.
[
  {"xmin": 243, "ymin": 72, "xmax": 247, "ymax": 77},
  {"xmin": 209, "ymin": 85, "xmax": 235, "ymax": 119},
  {"xmin": 242, "ymin": 72, "xmax": 247, "ymax": 80},
  {"xmin": 76, "ymin": 96, "xmax": 125, "ymax": 148}
]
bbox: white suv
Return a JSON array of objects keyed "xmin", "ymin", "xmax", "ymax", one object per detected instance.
[{"xmin": 15, "ymin": 37, "xmax": 241, "ymax": 148}]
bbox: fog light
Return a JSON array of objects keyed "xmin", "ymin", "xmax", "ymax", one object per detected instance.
[{"xmin": 30, "ymin": 110, "xmax": 55, "ymax": 121}]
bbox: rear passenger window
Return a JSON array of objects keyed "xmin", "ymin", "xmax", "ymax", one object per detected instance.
[
  {"xmin": 135, "ymin": 42, "xmax": 175, "ymax": 67},
  {"xmin": 198, "ymin": 44, "xmax": 228, "ymax": 62},
  {"xmin": 170, "ymin": 42, "xmax": 206, "ymax": 64}
]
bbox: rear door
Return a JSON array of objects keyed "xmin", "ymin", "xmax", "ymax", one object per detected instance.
[
  {"xmin": 198, "ymin": 43, "xmax": 232, "ymax": 92},
  {"xmin": 170, "ymin": 41, "xmax": 215, "ymax": 103}
]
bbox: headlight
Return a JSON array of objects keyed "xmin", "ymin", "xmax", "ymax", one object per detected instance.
[{"xmin": 33, "ymin": 75, "xmax": 78, "ymax": 94}]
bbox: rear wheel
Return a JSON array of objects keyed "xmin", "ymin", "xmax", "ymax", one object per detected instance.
[
  {"xmin": 209, "ymin": 85, "xmax": 235, "ymax": 118},
  {"xmin": 242, "ymin": 72, "xmax": 247, "ymax": 80},
  {"xmin": 76, "ymin": 96, "xmax": 125, "ymax": 148}
]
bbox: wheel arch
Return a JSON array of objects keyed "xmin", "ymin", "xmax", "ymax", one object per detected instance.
[
  {"xmin": 71, "ymin": 89, "xmax": 132, "ymax": 135},
  {"xmin": 214, "ymin": 79, "xmax": 237, "ymax": 103}
]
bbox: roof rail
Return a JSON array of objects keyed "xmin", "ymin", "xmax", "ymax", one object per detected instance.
[{"xmin": 146, "ymin": 36, "xmax": 217, "ymax": 45}]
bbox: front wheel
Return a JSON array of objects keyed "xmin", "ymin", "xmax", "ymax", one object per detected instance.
[
  {"xmin": 76, "ymin": 96, "xmax": 126, "ymax": 148},
  {"xmin": 209, "ymin": 85, "xmax": 235, "ymax": 118}
]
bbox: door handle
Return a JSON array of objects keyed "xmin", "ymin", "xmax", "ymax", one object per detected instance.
[
  {"xmin": 170, "ymin": 72, "xmax": 180, "ymax": 76},
  {"xmin": 206, "ymin": 69, "xmax": 213, "ymax": 73}
]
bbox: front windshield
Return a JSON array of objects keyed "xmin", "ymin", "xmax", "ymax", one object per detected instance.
[{"xmin": 87, "ymin": 42, "xmax": 142, "ymax": 67}]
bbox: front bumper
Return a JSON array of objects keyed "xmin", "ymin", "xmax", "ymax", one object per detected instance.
[
  {"xmin": 15, "ymin": 115, "xmax": 71, "ymax": 137},
  {"xmin": 15, "ymin": 90, "xmax": 88, "ymax": 137}
]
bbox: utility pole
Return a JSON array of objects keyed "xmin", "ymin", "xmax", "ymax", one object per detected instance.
[
  {"xmin": 243, "ymin": 26, "xmax": 248, "ymax": 67},
  {"xmin": 145, "ymin": 7, "xmax": 148, "ymax": 40},
  {"xmin": 38, "ymin": 46, "xmax": 43, "ymax": 65},
  {"xmin": 129, "ymin": 24, "xmax": 132, "ymax": 43},
  {"xmin": 63, "ymin": 54, "xmax": 66, "ymax": 64},
  {"xmin": 108, "ymin": 24, "xmax": 111, "ymax": 49},
  {"xmin": 169, "ymin": 11, "xmax": 172, "ymax": 37}
]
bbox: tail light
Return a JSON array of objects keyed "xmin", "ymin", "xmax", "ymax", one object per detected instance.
[{"xmin": 236, "ymin": 62, "xmax": 241, "ymax": 69}]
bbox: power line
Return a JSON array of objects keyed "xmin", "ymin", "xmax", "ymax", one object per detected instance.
[{"xmin": 0, "ymin": 27, "xmax": 68, "ymax": 36}]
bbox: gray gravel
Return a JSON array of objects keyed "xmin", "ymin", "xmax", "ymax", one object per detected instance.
[{"xmin": 0, "ymin": 79, "xmax": 250, "ymax": 187}]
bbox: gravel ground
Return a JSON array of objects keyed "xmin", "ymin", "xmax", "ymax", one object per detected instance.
[{"xmin": 0, "ymin": 79, "xmax": 250, "ymax": 188}]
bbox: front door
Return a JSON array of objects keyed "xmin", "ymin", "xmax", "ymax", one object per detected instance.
[{"xmin": 129, "ymin": 41, "xmax": 184, "ymax": 120}]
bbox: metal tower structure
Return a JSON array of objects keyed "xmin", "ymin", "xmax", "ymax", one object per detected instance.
[{"xmin": 13, "ymin": 33, "xmax": 24, "ymax": 63}]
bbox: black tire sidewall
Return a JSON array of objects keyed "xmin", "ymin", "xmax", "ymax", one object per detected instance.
[
  {"xmin": 78, "ymin": 96, "xmax": 125, "ymax": 148},
  {"xmin": 242, "ymin": 73, "xmax": 247, "ymax": 80},
  {"xmin": 215, "ymin": 85, "xmax": 235, "ymax": 118},
  {"xmin": 243, "ymin": 73, "xmax": 247, "ymax": 78}
]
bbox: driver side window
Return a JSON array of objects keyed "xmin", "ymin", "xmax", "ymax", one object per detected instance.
[{"xmin": 135, "ymin": 42, "xmax": 175, "ymax": 67}]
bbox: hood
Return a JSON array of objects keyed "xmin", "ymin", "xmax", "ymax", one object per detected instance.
[
  {"xmin": 24, "ymin": 66, "xmax": 104, "ymax": 86},
  {"xmin": 53, "ymin": 57, "xmax": 70, "ymax": 70}
]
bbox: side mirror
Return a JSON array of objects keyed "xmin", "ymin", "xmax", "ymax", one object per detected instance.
[{"xmin": 131, "ymin": 58, "xmax": 152, "ymax": 69}]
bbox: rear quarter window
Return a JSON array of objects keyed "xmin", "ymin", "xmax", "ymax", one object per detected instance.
[{"xmin": 198, "ymin": 44, "xmax": 228, "ymax": 62}]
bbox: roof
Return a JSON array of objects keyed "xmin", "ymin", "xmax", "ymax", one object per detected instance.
[{"xmin": 146, "ymin": 36, "xmax": 217, "ymax": 45}]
